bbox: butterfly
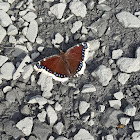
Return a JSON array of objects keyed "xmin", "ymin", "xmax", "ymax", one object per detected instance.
[{"xmin": 34, "ymin": 42, "xmax": 89, "ymax": 82}]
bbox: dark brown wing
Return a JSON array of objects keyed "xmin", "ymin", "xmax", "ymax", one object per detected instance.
[
  {"xmin": 36, "ymin": 55, "xmax": 70, "ymax": 78},
  {"xmin": 64, "ymin": 43, "xmax": 87, "ymax": 75}
]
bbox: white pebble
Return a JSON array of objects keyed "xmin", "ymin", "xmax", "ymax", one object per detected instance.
[
  {"xmin": 54, "ymin": 122, "xmax": 64, "ymax": 135},
  {"xmin": 26, "ymin": 20, "xmax": 38, "ymax": 43},
  {"xmin": 117, "ymin": 72, "xmax": 130, "ymax": 85},
  {"xmin": 42, "ymin": 91, "xmax": 52, "ymax": 99},
  {"xmin": 7, "ymin": 24, "xmax": 18, "ymax": 35},
  {"xmin": 81, "ymin": 26, "xmax": 88, "ymax": 34},
  {"xmin": 9, "ymin": 35, "xmax": 16, "ymax": 44},
  {"xmin": 116, "ymin": 11, "xmax": 140, "ymax": 28},
  {"xmin": 135, "ymin": 47, "xmax": 140, "ymax": 58},
  {"xmin": 0, "ymin": 55, "xmax": 8, "ymax": 66},
  {"xmin": 26, "ymin": 42, "xmax": 33, "ymax": 51},
  {"xmin": 0, "ymin": 25, "xmax": 6, "ymax": 43},
  {"xmin": 22, "ymin": 12, "xmax": 37, "ymax": 22},
  {"xmin": 74, "ymin": 129, "xmax": 94, "ymax": 140},
  {"xmin": 124, "ymin": 104, "xmax": 136, "ymax": 116},
  {"xmin": 98, "ymin": 105, "xmax": 105, "ymax": 112},
  {"xmin": 104, "ymin": 134, "xmax": 114, "ymax": 140},
  {"xmin": 46, "ymin": 105, "xmax": 58, "ymax": 125},
  {"xmin": 37, "ymin": 46, "xmax": 44, "ymax": 52},
  {"xmin": 109, "ymin": 100, "xmax": 121, "ymax": 109},
  {"xmin": 0, "ymin": 62, "xmax": 15, "ymax": 80},
  {"xmin": 117, "ymin": 57, "xmax": 140, "ymax": 73},
  {"xmin": 71, "ymin": 21, "xmax": 82, "ymax": 33},
  {"xmin": 16, "ymin": 117, "xmax": 33, "ymax": 136},
  {"xmin": 55, "ymin": 102, "xmax": 62, "ymax": 111},
  {"xmin": 8, "ymin": 0, "xmax": 16, "ymax": 4},
  {"xmin": 16, "ymin": 1, "xmax": 24, "ymax": 9},
  {"xmin": 37, "ymin": 110, "xmax": 47, "ymax": 122},
  {"xmin": 88, "ymin": 119, "xmax": 94, "ymax": 126},
  {"xmin": 119, "ymin": 117, "xmax": 130, "ymax": 125},
  {"xmin": 114, "ymin": 91, "xmax": 124, "ymax": 100},
  {"xmin": 133, "ymin": 121, "xmax": 140, "ymax": 131},
  {"xmin": 36, "ymin": 37, "xmax": 43, "ymax": 44},
  {"xmin": 0, "ymin": 10, "xmax": 12, "ymax": 27},
  {"xmin": 22, "ymin": 64, "xmax": 33, "ymax": 79},
  {"xmin": 81, "ymin": 84, "xmax": 96, "ymax": 93},
  {"xmin": 132, "ymin": 132, "xmax": 140, "ymax": 140},
  {"xmin": 79, "ymin": 101, "xmax": 90, "ymax": 115},
  {"xmin": 50, "ymin": 3, "xmax": 66, "ymax": 19},
  {"xmin": 3, "ymin": 86, "xmax": 12, "ymax": 93},
  {"xmin": 69, "ymin": 0, "xmax": 87, "ymax": 18},
  {"xmin": 92, "ymin": 65, "xmax": 112, "ymax": 86},
  {"xmin": 112, "ymin": 49, "xmax": 123, "ymax": 59},
  {"xmin": 52, "ymin": 33, "xmax": 64, "ymax": 45},
  {"xmin": 0, "ymin": 2, "xmax": 10, "ymax": 12}
]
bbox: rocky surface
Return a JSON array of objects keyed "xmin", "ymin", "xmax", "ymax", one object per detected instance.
[{"xmin": 0, "ymin": 0, "xmax": 140, "ymax": 140}]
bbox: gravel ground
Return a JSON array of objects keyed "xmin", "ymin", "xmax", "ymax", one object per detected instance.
[{"xmin": 0, "ymin": 0, "xmax": 140, "ymax": 140}]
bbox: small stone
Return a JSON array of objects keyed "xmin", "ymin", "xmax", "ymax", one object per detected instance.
[
  {"xmin": 0, "ymin": 62, "xmax": 15, "ymax": 80},
  {"xmin": 92, "ymin": 65, "xmax": 112, "ymax": 86},
  {"xmin": 16, "ymin": 1, "xmax": 24, "ymax": 9},
  {"xmin": 97, "ymin": 4, "xmax": 111, "ymax": 11},
  {"xmin": 112, "ymin": 49, "xmax": 123, "ymax": 59},
  {"xmin": 27, "ymin": 42, "xmax": 33, "ymax": 51},
  {"xmin": 114, "ymin": 91, "xmax": 124, "ymax": 100},
  {"xmin": 26, "ymin": 20, "xmax": 38, "ymax": 43},
  {"xmin": 54, "ymin": 122, "xmax": 64, "ymax": 135},
  {"xmin": 22, "ymin": 27, "xmax": 28, "ymax": 36},
  {"xmin": 16, "ymin": 117, "xmax": 33, "ymax": 136},
  {"xmin": 36, "ymin": 37, "xmax": 43, "ymax": 44},
  {"xmin": 9, "ymin": 35, "xmax": 16, "ymax": 44},
  {"xmin": 55, "ymin": 102, "xmax": 62, "ymax": 111},
  {"xmin": 117, "ymin": 72, "xmax": 130, "ymax": 85},
  {"xmin": 3, "ymin": 86, "xmax": 12, "ymax": 93},
  {"xmin": 74, "ymin": 129, "xmax": 94, "ymax": 140},
  {"xmin": 28, "ymin": 95, "xmax": 48, "ymax": 107},
  {"xmin": 81, "ymin": 84, "xmax": 96, "ymax": 93},
  {"xmin": 98, "ymin": 105, "xmax": 105, "ymax": 112},
  {"xmin": 0, "ymin": 55, "xmax": 8, "ymax": 66},
  {"xmin": 0, "ymin": 25, "xmax": 6, "ymax": 43},
  {"xmin": 46, "ymin": 105, "xmax": 58, "ymax": 125},
  {"xmin": 37, "ymin": 46, "xmax": 44, "ymax": 52},
  {"xmin": 0, "ymin": 2, "xmax": 10, "ymax": 12},
  {"xmin": 6, "ymin": 90, "xmax": 16, "ymax": 104},
  {"xmin": 8, "ymin": 0, "xmax": 16, "ymax": 4},
  {"xmin": 132, "ymin": 132, "xmax": 140, "ymax": 140},
  {"xmin": 0, "ymin": 10, "xmax": 12, "ymax": 27},
  {"xmin": 87, "ymin": 0, "xmax": 95, "ymax": 10},
  {"xmin": 21, "ymin": 105, "xmax": 30, "ymax": 115},
  {"xmin": 56, "ymin": 137, "xmax": 69, "ymax": 140},
  {"xmin": 135, "ymin": 47, "xmax": 140, "ymax": 58},
  {"xmin": 119, "ymin": 117, "xmax": 130, "ymax": 125},
  {"xmin": 37, "ymin": 110, "xmax": 47, "ymax": 122},
  {"xmin": 104, "ymin": 135, "xmax": 114, "ymax": 140},
  {"xmin": 81, "ymin": 26, "xmax": 88, "ymax": 34},
  {"xmin": 7, "ymin": 24, "xmax": 18, "ymax": 35},
  {"xmin": 22, "ymin": 65, "xmax": 33, "ymax": 79},
  {"xmin": 22, "ymin": 12, "xmax": 37, "ymax": 22},
  {"xmin": 48, "ymin": 136, "xmax": 55, "ymax": 140},
  {"xmin": 69, "ymin": 0, "xmax": 87, "ymax": 18},
  {"xmin": 42, "ymin": 91, "xmax": 52, "ymax": 99},
  {"xmin": 50, "ymin": 3, "xmax": 66, "ymax": 19},
  {"xmin": 31, "ymin": 52, "xmax": 40, "ymax": 59},
  {"xmin": 79, "ymin": 101, "xmax": 90, "ymax": 115},
  {"xmin": 88, "ymin": 119, "xmax": 94, "ymax": 126},
  {"xmin": 124, "ymin": 104, "xmax": 136, "ymax": 116},
  {"xmin": 109, "ymin": 100, "xmax": 121, "ymax": 109},
  {"xmin": 71, "ymin": 21, "xmax": 82, "ymax": 33},
  {"xmin": 116, "ymin": 11, "xmax": 140, "ymax": 28},
  {"xmin": 133, "ymin": 121, "xmax": 140, "ymax": 131},
  {"xmin": 117, "ymin": 57, "xmax": 140, "ymax": 73},
  {"xmin": 52, "ymin": 33, "xmax": 64, "ymax": 45}
]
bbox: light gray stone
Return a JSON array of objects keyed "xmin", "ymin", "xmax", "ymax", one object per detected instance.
[
  {"xmin": 112, "ymin": 49, "xmax": 123, "ymax": 59},
  {"xmin": 74, "ymin": 129, "xmax": 94, "ymax": 140},
  {"xmin": 124, "ymin": 104, "xmax": 136, "ymax": 116},
  {"xmin": 3, "ymin": 86, "xmax": 12, "ymax": 93},
  {"xmin": 135, "ymin": 47, "xmax": 140, "ymax": 58},
  {"xmin": 52, "ymin": 33, "xmax": 64, "ymax": 45},
  {"xmin": 0, "ymin": 2, "xmax": 10, "ymax": 12},
  {"xmin": 54, "ymin": 122, "xmax": 64, "ymax": 135},
  {"xmin": 0, "ymin": 55, "xmax": 8, "ymax": 66},
  {"xmin": 71, "ymin": 21, "xmax": 82, "ymax": 33},
  {"xmin": 109, "ymin": 100, "xmax": 121, "ymax": 109},
  {"xmin": 56, "ymin": 137, "xmax": 68, "ymax": 140},
  {"xmin": 37, "ymin": 110, "xmax": 47, "ymax": 122},
  {"xmin": 81, "ymin": 84, "xmax": 96, "ymax": 93},
  {"xmin": 133, "ymin": 121, "xmax": 140, "ymax": 131},
  {"xmin": 119, "ymin": 117, "xmax": 130, "ymax": 125},
  {"xmin": 22, "ymin": 12, "xmax": 37, "ymax": 22},
  {"xmin": 69, "ymin": 0, "xmax": 87, "ymax": 18},
  {"xmin": 26, "ymin": 20, "xmax": 38, "ymax": 43},
  {"xmin": 0, "ymin": 62, "xmax": 15, "ymax": 80},
  {"xmin": 117, "ymin": 72, "xmax": 130, "ymax": 85},
  {"xmin": 113, "ymin": 91, "xmax": 124, "ymax": 100},
  {"xmin": 16, "ymin": 117, "xmax": 33, "ymax": 136},
  {"xmin": 116, "ymin": 11, "xmax": 140, "ymax": 28},
  {"xmin": 117, "ymin": 57, "xmax": 140, "ymax": 73},
  {"xmin": 79, "ymin": 101, "xmax": 90, "ymax": 115},
  {"xmin": 22, "ymin": 65, "xmax": 33, "ymax": 79},
  {"xmin": 0, "ymin": 25, "xmax": 6, "ymax": 43},
  {"xmin": 7, "ymin": 24, "xmax": 18, "ymax": 35},
  {"xmin": 132, "ymin": 132, "xmax": 140, "ymax": 140},
  {"xmin": 104, "ymin": 135, "xmax": 114, "ymax": 140},
  {"xmin": 0, "ymin": 10, "xmax": 12, "ymax": 27},
  {"xmin": 50, "ymin": 3, "xmax": 66, "ymax": 19}
]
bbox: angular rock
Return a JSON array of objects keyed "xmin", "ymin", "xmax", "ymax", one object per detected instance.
[
  {"xmin": 0, "ymin": 10, "xmax": 12, "ymax": 27},
  {"xmin": 56, "ymin": 137, "xmax": 69, "ymax": 140},
  {"xmin": 119, "ymin": 117, "xmax": 130, "ymax": 125},
  {"xmin": 132, "ymin": 132, "xmax": 140, "ymax": 140},
  {"xmin": 46, "ymin": 105, "xmax": 58, "ymax": 125},
  {"xmin": 16, "ymin": 117, "xmax": 33, "ymax": 136},
  {"xmin": 79, "ymin": 101, "xmax": 90, "ymax": 115},
  {"xmin": 54, "ymin": 122, "xmax": 64, "ymax": 135},
  {"xmin": 81, "ymin": 84, "xmax": 96, "ymax": 93},
  {"xmin": 26, "ymin": 20, "xmax": 38, "ymax": 43},
  {"xmin": 0, "ymin": 25, "xmax": 6, "ymax": 43},
  {"xmin": 22, "ymin": 64, "xmax": 33, "ymax": 79},
  {"xmin": 0, "ymin": 55, "xmax": 8, "ymax": 66},
  {"xmin": 52, "ymin": 33, "xmax": 64, "ymax": 45},
  {"xmin": 6, "ymin": 90, "xmax": 16, "ymax": 104},
  {"xmin": 7, "ymin": 24, "xmax": 18, "ymax": 35},
  {"xmin": 113, "ymin": 91, "xmax": 124, "ymax": 100},
  {"xmin": 0, "ymin": 62, "xmax": 15, "ymax": 80},
  {"xmin": 112, "ymin": 49, "xmax": 123, "ymax": 59},
  {"xmin": 74, "ymin": 129, "xmax": 94, "ymax": 140},
  {"xmin": 50, "ymin": 3, "xmax": 66, "ymax": 19},
  {"xmin": 117, "ymin": 72, "xmax": 130, "ymax": 85},
  {"xmin": 93, "ymin": 65, "xmax": 112, "ymax": 86},
  {"xmin": 22, "ymin": 12, "xmax": 37, "ymax": 22},
  {"xmin": 71, "ymin": 21, "xmax": 82, "ymax": 33},
  {"xmin": 37, "ymin": 110, "xmax": 47, "ymax": 122},
  {"xmin": 55, "ymin": 102, "xmax": 62, "ymax": 111},
  {"xmin": 69, "ymin": 0, "xmax": 87, "ymax": 18},
  {"xmin": 116, "ymin": 11, "xmax": 140, "ymax": 28},
  {"xmin": 3, "ymin": 86, "xmax": 12, "ymax": 93},
  {"xmin": 109, "ymin": 100, "xmax": 121, "ymax": 109},
  {"xmin": 124, "ymin": 104, "xmax": 136, "ymax": 116},
  {"xmin": 133, "ymin": 121, "xmax": 140, "ymax": 131},
  {"xmin": 104, "ymin": 135, "xmax": 114, "ymax": 140},
  {"xmin": 135, "ymin": 47, "xmax": 140, "ymax": 58},
  {"xmin": 0, "ymin": 2, "xmax": 10, "ymax": 12}
]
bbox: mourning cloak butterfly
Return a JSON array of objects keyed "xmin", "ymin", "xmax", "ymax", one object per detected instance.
[{"xmin": 34, "ymin": 42, "xmax": 89, "ymax": 82}]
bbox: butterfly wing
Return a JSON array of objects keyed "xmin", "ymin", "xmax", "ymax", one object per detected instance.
[
  {"xmin": 34, "ymin": 55, "xmax": 70, "ymax": 81},
  {"xmin": 64, "ymin": 43, "xmax": 88, "ymax": 75}
]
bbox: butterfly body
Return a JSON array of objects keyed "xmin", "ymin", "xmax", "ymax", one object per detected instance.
[{"xmin": 34, "ymin": 42, "xmax": 89, "ymax": 82}]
